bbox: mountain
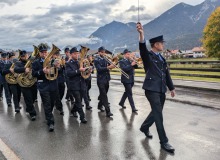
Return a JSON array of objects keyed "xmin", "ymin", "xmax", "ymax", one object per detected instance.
[{"xmin": 84, "ymin": 0, "xmax": 220, "ymax": 52}]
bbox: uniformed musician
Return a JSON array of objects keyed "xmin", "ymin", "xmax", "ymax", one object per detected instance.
[
  {"xmin": 65, "ymin": 47, "xmax": 87, "ymax": 123},
  {"xmin": 94, "ymin": 46, "xmax": 114, "ymax": 117},
  {"xmin": 0, "ymin": 52, "xmax": 12, "ymax": 106},
  {"xmin": 118, "ymin": 49, "xmax": 138, "ymax": 113},
  {"xmin": 3, "ymin": 52, "xmax": 21, "ymax": 113},
  {"xmin": 14, "ymin": 50, "xmax": 37, "ymax": 120},
  {"xmin": 137, "ymin": 22, "xmax": 175, "ymax": 153},
  {"xmin": 32, "ymin": 44, "xmax": 59, "ymax": 132}
]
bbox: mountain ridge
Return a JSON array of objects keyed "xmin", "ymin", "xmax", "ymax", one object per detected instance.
[{"xmin": 83, "ymin": 0, "xmax": 220, "ymax": 53}]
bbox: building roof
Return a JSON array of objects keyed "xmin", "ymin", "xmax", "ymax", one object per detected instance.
[{"xmin": 192, "ymin": 47, "xmax": 205, "ymax": 52}]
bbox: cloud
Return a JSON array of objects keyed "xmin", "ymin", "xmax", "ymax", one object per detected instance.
[
  {"xmin": 0, "ymin": 0, "xmax": 23, "ymax": 6},
  {"xmin": 0, "ymin": 0, "xmax": 205, "ymax": 50},
  {"xmin": 126, "ymin": 5, "xmax": 145, "ymax": 12}
]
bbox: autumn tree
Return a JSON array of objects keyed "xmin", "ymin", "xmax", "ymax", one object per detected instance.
[{"xmin": 202, "ymin": 7, "xmax": 220, "ymax": 59}]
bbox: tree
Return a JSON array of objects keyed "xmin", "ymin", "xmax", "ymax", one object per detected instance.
[{"xmin": 202, "ymin": 7, "xmax": 220, "ymax": 59}]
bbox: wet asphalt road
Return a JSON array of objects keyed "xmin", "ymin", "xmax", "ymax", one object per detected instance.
[{"xmin": 0, "ymin": 79, "xmax": 220, "ymax": 160}]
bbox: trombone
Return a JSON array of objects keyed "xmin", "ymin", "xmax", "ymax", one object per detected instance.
[
  {"xmin": 130, "ymin": 56, "xmax": 144, "ymax": 69},
  {"xmin": 102, "ymin": 54, "xmax": 129, "ymax": 79}
]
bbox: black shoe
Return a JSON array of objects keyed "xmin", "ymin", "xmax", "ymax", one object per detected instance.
[
  {"xmin": 119, "ymin": 103, "xmax": 126, "ymax": 109},
  {"xmin": 34, "ymin": 99, "xmax": 38, "ymax": 102},
  {"xmin": 98, "ymin": 106, "xmax": 105, "ymax": 112},
  {"xmin": 81, "ymin": 118, "xmax": 87, "ymax": 124},
  {"xmin": 161, "ymin": 143, "xmax": 175, "ymax": 153},
  {"xmin": 132, "ymin": 109, "xmax": 138, "ymax": 112},
  {"xmin": 7, "ymin": 103, "xmax": 12, "ymax": 107},
  {"xmin": 86, "ymin": 106, "xmax": 92, "ymax": 110},
  {"xmin": 140, "ymin": 128, "xmax": 153, "ymax": 138},
  {"xmin": 31, "ymin": 116, "xmax": 36, "ymax": 121},
  {"xmin": 106, "ymin": 112, "xmax": 113, "ymax": 117},
  {"xmin": 49, "ymin": 124, "xmax": 54, "ymax": 132},
  {"xmin": 15, "ymin": 108, "xmax": 20, "ymax": 113}
]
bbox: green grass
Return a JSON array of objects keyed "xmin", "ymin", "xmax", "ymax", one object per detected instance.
[
  {"xmin": 170, "ymin": 70, "xmax": 220, "ymax": 76},
  {"xmin": 112, "ymin": 69, "xmax": 220, "ymax": 76},
  {"xmin": 110, "ymin": 71, "xmax": 220, "ymax": 83},
  {"xmin": 169, "ymin": 64, "xmax": 218, "ymax": 68},
  {"xmin": 171, "ymin": 76, "xmax": 220, "ymax": 83},
  {"xmin": 167, "ymin": 58, "xmax": 219, "ymax": 62}
]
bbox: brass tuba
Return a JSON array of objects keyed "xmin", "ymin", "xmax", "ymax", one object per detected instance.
[
  {"xmin": 17, "ymin": 46, "xmax": 39, "ymax": 87},
  {"xmin": 43, "ymin": 44, "xmax": 60, "ymax": 80},
  {"xmin": 79, "ymin": 45, "xmax": 91, "ymax": 79},
  {"xmin": 5, "ymin": 52, "xmax": 21, "ymax": 84}
]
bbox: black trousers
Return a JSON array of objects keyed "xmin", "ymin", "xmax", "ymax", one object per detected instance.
[
  {"xmin": 58, "ymin": 82, "xmax": 65, "ymax": 100},
  {"xmin": 40, "ymin": 91, "xmax": 57, "ymax": 125},
  {"xmin": 119, "ymin": 83, "xmax": 136, "ymax": 110},
  {"xmin": 81, "ymin": 89, "xmax": 89, "ymax": 107},
  {"xmin": 32, "ymin": 83, "xmax": 38, "ymax": 102},
  {"xmin": 21, "ymin": 87, "xmax": 36, "ymax": 117},
  {"xmin": 2, "ymin": 82, "xmax": 12, "ymax": 104},
  {"xmin": 65, "ymin": 80, "xmax": 74, "ymax": 101},
  {"xmin": 97, "ymin": 83, "xmax": 111, "ymax": 113},
  {"xmin": 0, "ymin": 84, "xmax": 3, "ymax": 97},
  {"xmin": 141, "ymin": 90, "xmax": 168, "ymax": 144},
  {"xmin": 70, "ymin": 90, "xmax": 85, "ymax": 120},
  {"xmin": 55, "ymin": 84, "xmax": 64, "ymax": 112},
  {"xmin": 9, "ymin": 84, "xmax": 21, "ymax": 109},
  {"xmin": 85, "ymin": 79, "xmax": 91, "ymax": 99}
]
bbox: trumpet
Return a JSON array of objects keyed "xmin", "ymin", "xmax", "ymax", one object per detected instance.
[{"xmin": 102, "ymin": 54, "xmax": 129, "ymax": 79}]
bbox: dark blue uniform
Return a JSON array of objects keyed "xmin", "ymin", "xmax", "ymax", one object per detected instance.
[
  {"xmin": 139, "ymin": 42, "xmax": 174, "ymax": 144},
  {"xmin": 14, "ymin": 60, "xmax": 36, "ymax": 116},
  {"xmin": 0, "ymin": 83, "xmax": 3, "ymax": 100},
  {"xmin": 3, "ymin": 61, "xmax": 21, "ymax": 112},
  {"xmin": 57, "ymin": 66, "xmax": 65, "ymax": 100},
  {"xmin": 32, "ymin": 58, "xmax": 59, "ymax": 125},
  {"xmin": 94, "ymin": 55, "xmax": 112, "ymax": 116},
  {"xmin": 64, "ymin": 56, "xmax": 74, "ymax": 103},
  {"xmin": 0, "ymin": 60, "xmax": 12, "ymax": 105},
  {"xmin": 118, "ymin": 58, "xmax": 137, "ymax": 111},
  {"xmin": 65, "ymin": 59, "xmax": 85, "ymax": 121}
]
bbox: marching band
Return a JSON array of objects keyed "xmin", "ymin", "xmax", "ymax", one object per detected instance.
[{"xmin": 0, "ymin": 43, "xmax": 141, "ymax": 132}]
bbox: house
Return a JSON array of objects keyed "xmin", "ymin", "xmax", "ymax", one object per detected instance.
[{"xmin": 192, "ymin": 47, "xmax": 206, "ymax": 58}]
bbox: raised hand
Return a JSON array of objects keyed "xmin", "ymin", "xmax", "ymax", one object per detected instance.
[{"xmin": 136, "ymin": 22, "xmax": 144, "ymax": 34}]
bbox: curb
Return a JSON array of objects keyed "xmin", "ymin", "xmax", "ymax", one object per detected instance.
[{"xmin": 166, "ymin": 97, "xmax": 220, "ymax": 110}]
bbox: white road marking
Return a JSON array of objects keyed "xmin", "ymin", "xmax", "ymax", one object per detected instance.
[{"xmin": 0, "ymin": 138, "xmax": 20, "ymax": 160}]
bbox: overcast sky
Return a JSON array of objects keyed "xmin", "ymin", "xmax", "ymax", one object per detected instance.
[{"xmin": 0, "ymin": 0, "xmax": 205, "ymax": 50}]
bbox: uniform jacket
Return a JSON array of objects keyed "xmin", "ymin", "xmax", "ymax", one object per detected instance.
[
  {"xmin": 94, "ymin": 56, "xmax": 110, "ymax": 84},
  {"xmin": 57, "ymin": 66, "xmax": 65, "ymax": 83},
  {"xmin": 139, "ymin": 42, "xmax": 174, "ymax": 93},
  {"xmin": 14, "ymin": 60, "xmax": 26, "ymax": 73},
  {"xmin": 65, "ymin": 59, "xmax": 86, "ymax": 91},
  {"xmin": 119, "ymin": 58, "xmax": 137, "ymax": 84},
  {"xmin": 32, "ymin": 58, "xmax": 58, "ymax": 92},
  {"xmin": 0, "ymin": 60, "xmax": 12, "ymax": 83}
]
